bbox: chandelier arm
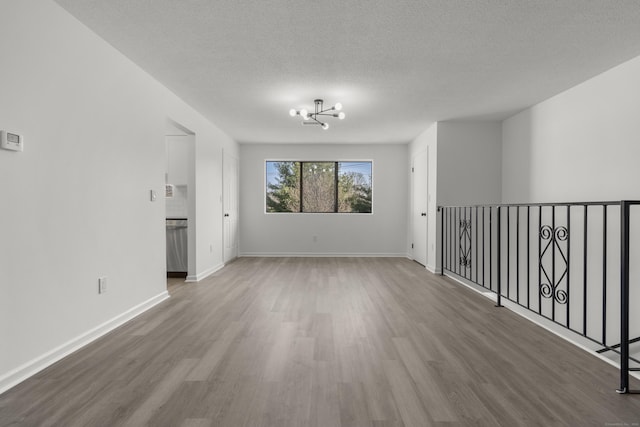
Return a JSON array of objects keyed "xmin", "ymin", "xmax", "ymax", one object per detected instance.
[
  {"xmin": 310, "ymin": 116, "xmax": 323, "ymax": 125},
  {"xmin": 317, "ymin": 107, "xmax": 335, "ymax": 114}
]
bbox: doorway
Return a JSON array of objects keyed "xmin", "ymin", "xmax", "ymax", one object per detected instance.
[
  {"xmin": 165, "ymin": 119, "xmax": 195, "ymax": 289},
  {"xmin": 412, "ymin": 149, "xmax": 428, "ymax": 266},
  {"xmin": 223, "ymin": 151, "xmax": 239, "ymax": 263}
]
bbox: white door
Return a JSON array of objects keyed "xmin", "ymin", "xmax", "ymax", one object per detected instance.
[
  {"xmin": 412, "ymin": 149, "xmax": 428, "ymax": 266},
  {"xmin": 223, "ymin": 152, "xmax": 239, "ymax": 263}
]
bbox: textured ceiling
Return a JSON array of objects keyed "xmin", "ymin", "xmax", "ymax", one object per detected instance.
[{"xmin": 54, "ymin": 0, "xmax": 640, "ymax": 144}]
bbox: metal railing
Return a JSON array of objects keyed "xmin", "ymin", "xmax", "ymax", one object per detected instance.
[{"xmin": 439, "ymin": 200, "xmax": 640, "ymax": 393}]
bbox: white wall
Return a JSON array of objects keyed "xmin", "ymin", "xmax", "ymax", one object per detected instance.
[
  {"xmin": 502, "ymin": 54, "xmax": 640, "ymax": 203},
  {"xmin": 436, "ymin": 121, "xmax": 502, "ymax": 206},
  {"xmin": 0, "ymin": 0, "xmax": 237, "ymax": 392},
  {"xmin": 239, "ymin": 143, "xmax": 408, "ymax": 256}
]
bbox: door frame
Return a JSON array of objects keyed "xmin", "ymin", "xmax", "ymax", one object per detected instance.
[
  {"xmin": 223, "ymin": 151, "xmax": 239, "ymax": 263},
  {"xmin": 412, "ymin": 148, "xmax": 429, "ymax": 267}
]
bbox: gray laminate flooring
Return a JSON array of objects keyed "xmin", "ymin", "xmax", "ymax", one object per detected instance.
[{"xmin": 1, "ymin": 257, "xmax": 639, "ymax": 426}]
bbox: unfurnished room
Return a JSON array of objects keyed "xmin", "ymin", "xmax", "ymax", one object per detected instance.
[{"xmin": 2, "ymin": 1, "xmax": 640, "ymax": 426}]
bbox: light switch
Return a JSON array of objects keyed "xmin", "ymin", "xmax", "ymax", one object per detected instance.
[
  {"xmin": 98, "ymin": 277, "xmax": 107, "ymax": 294},
  {"xmin": 150, "ymin": 190, "xmax": 157, "ymax": 202}
]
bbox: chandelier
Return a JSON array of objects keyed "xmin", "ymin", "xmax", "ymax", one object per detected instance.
[{"xmin": 289, "ymin": 99, "xmax": 345, "ymax": 130}]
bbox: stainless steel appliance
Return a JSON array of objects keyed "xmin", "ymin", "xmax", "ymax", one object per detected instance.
[{"xmin": 166, "ymin": 218, "xmax": 188, "ymax": 274}]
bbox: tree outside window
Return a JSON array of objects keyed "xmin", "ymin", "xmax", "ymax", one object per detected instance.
[{"xmin": 266, "ymin": 161, "xmax": 372, "ymax": 213}]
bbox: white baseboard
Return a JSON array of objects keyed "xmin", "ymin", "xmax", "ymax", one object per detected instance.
[
  {"xmin": 239, "ymin": 252, "xmax": 408, "ymax": 258},
  {"xmin": 0, "ymin": 291, "xmax": 170, "ymax": 395},
  {"xmin": 441, "ymin": 272, "xmax": 640, "ymax": 383},
  {"xmin": 186, "ymin": 262, "xmax": 224, "ymax": 282},
  {"xmin": 426, "ymin": 264, "xmax": 441, "ymax": 274}
]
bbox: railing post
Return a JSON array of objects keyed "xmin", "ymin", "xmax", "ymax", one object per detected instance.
[
  {"xmin": 496, "ymin": 206, "xmax": 502, "ymax": 307},
  {"xmin": 439, "ymin": 206, "xmax": 444, "ymax": 276},
  {"xmin": 617, "ymin": 201, "xmax": 630, "ymax": 394}
]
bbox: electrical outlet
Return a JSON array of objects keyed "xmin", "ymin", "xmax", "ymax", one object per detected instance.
[{"xmin": 98, "ymin": 277, "xmax": 107, "ymax": 294}]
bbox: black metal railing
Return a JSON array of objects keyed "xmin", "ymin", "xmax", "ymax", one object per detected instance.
[{"xmin": 439, "ymin": 201, "xmax": 640, "ymax": 393}]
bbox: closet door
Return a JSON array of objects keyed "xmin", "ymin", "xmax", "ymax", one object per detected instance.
[
  {"xmin": 412, "ymin": 149, "xmax": 428, "ymax": 266},
  {"xmin": 223, "ymin": 152, "xmax": 239, "ymax": 263}
]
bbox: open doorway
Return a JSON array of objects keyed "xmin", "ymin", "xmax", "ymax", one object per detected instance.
[{"xmin": 165, "ymin": 119, "xmax": 195, "ymax": 293}]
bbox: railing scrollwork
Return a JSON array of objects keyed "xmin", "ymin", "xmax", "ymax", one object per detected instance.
[
  {"xmin": 459, "ymin": 219, "xmax": 472, "ymax": 268},
  {"xmin": 539, "ymin": 225, "xmax": 569, "ymax": 305}
]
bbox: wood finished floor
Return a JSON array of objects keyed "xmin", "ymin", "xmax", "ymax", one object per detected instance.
[{"xmin": 1, "ymin": 257, "xmax": 639, "ymax": 426}]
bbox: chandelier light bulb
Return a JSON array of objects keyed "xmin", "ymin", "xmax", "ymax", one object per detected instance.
[
  {"xmin": 289, "ymin": 109, "xmax": 297, "ymax": 117},
  {"xmin": 322, "ymin": 123, "xmax": 329, "ymax": 130},
  {"xmin": 334, "ymin": 102, "xmax": 342, "ymax": 111},
  {"xmin": 338, "ymin": 112, "xmax": 346, "ymax": 120},
  {"xmin": 300, "ymin": 108, "xmax": 309, "ymax": 119}
]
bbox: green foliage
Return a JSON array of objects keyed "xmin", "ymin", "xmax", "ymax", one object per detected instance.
[
  {"xmin": 267, "ymin": 161, "xmax": 372, "ymax": 213},
  {"xmin": 338, "ymin": 171, "xmax": 372, "ymax": 213},
  {"xmin": 266, "ymin": 162, "xmax": 300, "ymax": 212}
]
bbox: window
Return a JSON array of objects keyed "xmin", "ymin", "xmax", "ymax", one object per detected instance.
[{"xmin": 266, "ymin": 161, "xmax": 372, "ymax": 213}]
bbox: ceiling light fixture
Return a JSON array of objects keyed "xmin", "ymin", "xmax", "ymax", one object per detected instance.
[{"xmin": 289, "ymin": 99, "xmax": 345, "ymax": 130}]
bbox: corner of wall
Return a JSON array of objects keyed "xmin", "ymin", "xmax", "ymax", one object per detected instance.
[{"xmin": 0, "ymin": 291, "xmax": 169, "ymax": 395}]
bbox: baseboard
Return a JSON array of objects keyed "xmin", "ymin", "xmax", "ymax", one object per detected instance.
[
  {"xmin": 426, "ymin": 264, "xmax": 441, "ymax": 274},
  {"xmin": 441, "ymin": 272, "xmax": 640, "ymax": 383},
  {"xmin": 0, "ymin": 291, "xmax": 170, "ymax": 395},
  {"xmin": 239, "ymin": 252, "xmax": 408, "ymax": 258},
  {"xmin": 186, "ymin": 262, "xmax": 224, "ymax": 282}
]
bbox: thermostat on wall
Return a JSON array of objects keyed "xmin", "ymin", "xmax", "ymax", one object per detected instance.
[{"xmin": 1, "ymin": 131, "xmax": 24, "ymax": 152}]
